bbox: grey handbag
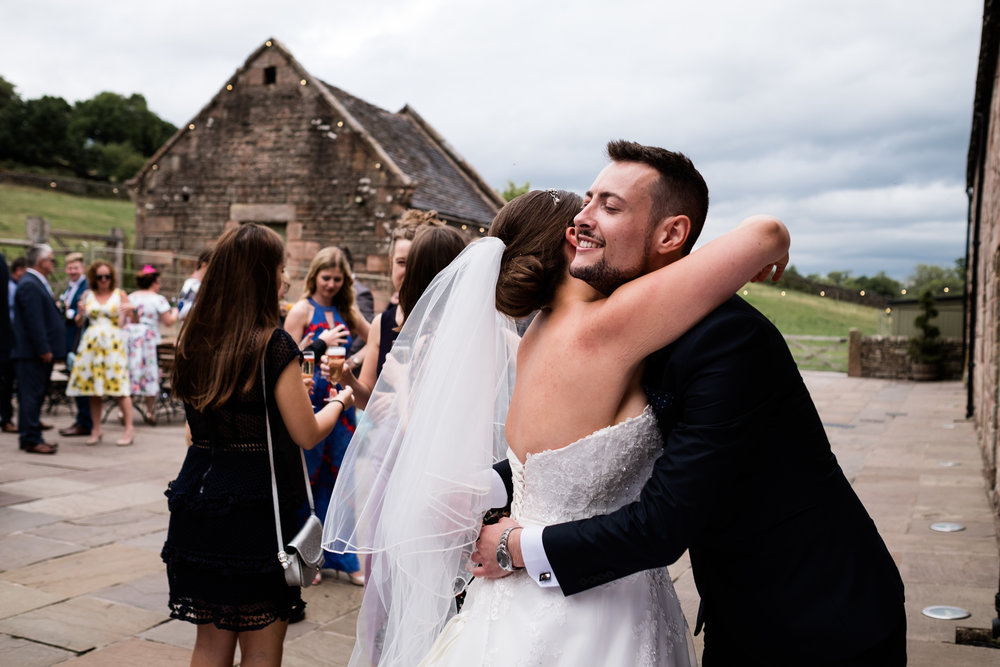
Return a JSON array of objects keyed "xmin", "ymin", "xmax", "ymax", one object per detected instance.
[{"xmin": 262, "ymin": 360, "xmax": 324, "ymax": 588}]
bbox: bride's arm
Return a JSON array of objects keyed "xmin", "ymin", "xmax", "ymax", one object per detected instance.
[{"xmin": 586, "ymin": 215, "xmax": 789, "ymax": 362}]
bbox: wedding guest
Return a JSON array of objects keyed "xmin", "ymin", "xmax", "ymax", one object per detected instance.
[
  {"xmin": 161, "ymin": 223, "xmax": 352, "ymax": 667},
  {"xmin": 336, "ymin": 222, "xmax": 466, "ymax": 408},
  {"xmin": 177, "ymin": 248, "xmax": 211, "ymax": 320},
  {"xmin": 12, "ymin": 245, "xmax": 64, "ymax": 454},
  {"xmin": 66, "ymin": 260, "xmax": 135, "ymax": 446},
  {"xmin": 127, "ymin": 265, "xmax": 178, "ymax": 424},
  {"xmin": 0, "ymin": 256, "xmax": 25, "ymax": 433},
  {"xmin": 283, "ymin": 246, "xmax": 370, "ymax": 585},
  {"xmin": 57, "ymin": 252, "xmax": 92, "ymax": 438}
]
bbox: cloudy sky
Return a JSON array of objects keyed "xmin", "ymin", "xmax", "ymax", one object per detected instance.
[{"xmin": 3, "ymin": 0, "xmax": 984, "ymax": 281}]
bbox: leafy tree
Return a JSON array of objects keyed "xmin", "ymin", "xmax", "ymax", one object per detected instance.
[
  {"xmin": 907, "ymin": 261, "xmax": 964, "ymax": 297},
  {"xmin": 17, "ymin": 95, "xmax": 75, "ymax": 169},
  {"xmin": 908, "ymin": 290, "xmax": 944, "ymax": 365},
  {"xmin": 68, "ymin": 91, "xmax": 176, "ymax": 175},
  {"xmin": 825, "ymin": 270, "xmax": 852, "ymax": 286},
  {"xmin": 0, "ymin": 76, "xmax": 23, "ymax": 162},
  {"xmin": 848, "ymin": 271, "xmax": 901, "ymax": 299},
  {"xmin": 500, "ymin": 180, "xmax": 531, "ymax": 201}
]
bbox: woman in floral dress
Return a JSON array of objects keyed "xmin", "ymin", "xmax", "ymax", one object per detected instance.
[
  {"xmin": 127, "ymin": 265, "xmax": 178, "ymax": 423},
  {"xmin": 66, "ymin": 260, "xmax": 135, "ymax": 446}
]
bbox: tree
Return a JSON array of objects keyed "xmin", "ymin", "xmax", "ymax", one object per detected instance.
[
  {"xmin": 17, "ymin": 95, "xmax": 75, "ymax": 169},
  {"xmin": 499, "ymin": 180, "xmax": 531, "ymax": 201},
  {"xmin": 69, "ymin": 91, "xmax": 176, "ymax": 176},
  {"xmin": 907, "ymin": 261, "xmax": 964, "ymax": 297}
]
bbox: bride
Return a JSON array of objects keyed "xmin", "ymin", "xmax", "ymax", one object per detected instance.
[{"xmin": 325, "ymin": 174, "xmax": 789, "ymax": 665}]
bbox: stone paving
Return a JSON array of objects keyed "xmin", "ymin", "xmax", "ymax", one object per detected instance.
[{"xmin": 0, "ymin": 373, "xmax": 998, "ymax": 665}]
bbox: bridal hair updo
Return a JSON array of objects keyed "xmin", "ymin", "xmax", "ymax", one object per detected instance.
[{"xmin": 489, "ymin": 189, "xmax": 581, "ymax": 318}]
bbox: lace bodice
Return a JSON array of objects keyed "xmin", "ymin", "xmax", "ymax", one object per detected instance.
[{"xmin": 510, "ymin": 405, "xmax": 662, "ymax": 525}]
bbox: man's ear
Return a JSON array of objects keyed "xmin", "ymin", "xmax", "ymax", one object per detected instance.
[{"xmin": 652, "ymin": 215, "xmax": 691, "ymax": 257}]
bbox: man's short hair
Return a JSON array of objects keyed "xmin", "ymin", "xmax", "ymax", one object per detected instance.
[
  {"xmin": 11, "ymin": 257, "xmax": 26, "ymax": 273},
  {"xmin": 606, "ymin": 140, "xmax": 709, "ymax": 254},
  {"xmin": 196, "ymin": 248, "xmax": 212, "ymax": 268},
  {"xmin": 65, "ymin": 252, "xmax": 84, "ymax": 265},
  {"xmin": 26, "ymin": 244, "xmax": 53, "ymax": 268}
]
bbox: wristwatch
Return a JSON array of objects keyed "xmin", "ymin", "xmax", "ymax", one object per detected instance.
[{"xmin": 496, "ymin": 526, "xmax": 523, "ymax": 572}]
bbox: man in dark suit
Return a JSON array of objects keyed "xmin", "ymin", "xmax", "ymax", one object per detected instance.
[
  {"xmin": 12, "ymin": 244, "xmax": 65, "ymax": 454},
  {"xmin": 57, "ymin": 252, "xmax": 91, "ymax": 437},
  {"xmin": 475, "ymin": 141, "xmax": 905, "ymax": 665},
  {"xmin": 0, "ymin": 252, "xmax": 12, "ymax": 432}
]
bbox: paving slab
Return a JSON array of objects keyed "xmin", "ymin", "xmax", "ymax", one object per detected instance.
[
  {"xmin": 137, "ymin": 618, "xmax": 195, "ymax": 651},
  {"xmin": 0, "ymin": 581, "xmax": 64, "ymax": 619},
  {"xmin": 0, "ymin": 532, "xmax": 85, "ymax": 571},
  {"xmin": 0, "ymin": 476, "xmax": 99, "ymax": 499},
  {"xmin": 90, "ymin": 571, "xmax": 170, "ymax": 614},
  {"xmin": 0, "ymin": 633, "xmax": 74, "ymax": 667},
  {"xmin": 55, "ymin": 637, "xmax": 191, "ymax": 666},
  {"xmin": 0, "ymin": 596, "xmax": 166, "ymax": 652},
  {"xmin": 283, "ymin": 627, "xmax": 356, "ymax": 667},
  {"xmin": 25, "ymin": 510, "xmax": 167, "ymax": 549},
  {"xmin": 0, "ymin": 543, "xmax": 165, "ymax": 597}
]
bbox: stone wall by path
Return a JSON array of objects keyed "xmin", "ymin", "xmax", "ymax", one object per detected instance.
[{"xmin": 847, "ymin": 331, "xmax": 964, "ymax": 381}]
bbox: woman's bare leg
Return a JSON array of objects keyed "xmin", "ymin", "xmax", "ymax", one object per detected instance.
[
  {"xmin": 236, "ymin": 620, "xmax": 289, "ymax": 667},
  {"xmin": 191, "ymin": 624, "xmax": 238, "ymax": 667}
]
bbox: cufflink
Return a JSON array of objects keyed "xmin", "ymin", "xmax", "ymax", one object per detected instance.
[{"xmin": 538, "ymin": 572, "xmax": 551, "ymax": 582}]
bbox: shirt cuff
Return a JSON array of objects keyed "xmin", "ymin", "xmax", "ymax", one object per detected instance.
[
  {"xmin": 487, "ymin": 470, "xmax": 509, "ymax": 510},
  {"xmin": 521, "ymin": 526, "xmax": 559, "ymax": 589}
]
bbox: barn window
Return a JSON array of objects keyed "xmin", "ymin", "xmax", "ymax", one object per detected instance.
[{"xmin": 264, "ymin": 66, "xmax": 277, "ymax": 85}]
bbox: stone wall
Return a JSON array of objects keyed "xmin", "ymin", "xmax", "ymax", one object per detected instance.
[
  {"xmin": 968, "ymin": 16, "xmax": 1000, "ymax": 507},
  {"xmin": 848, "ymin": 331, "xmax": 964, "ymax": 381},
  {"xmin": 129, "ymin": 47, "xmax": 413, "ymax": 296}
]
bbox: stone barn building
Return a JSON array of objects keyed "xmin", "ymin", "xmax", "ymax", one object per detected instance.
[
  {"xmin": 128, "ymin": 37, "xmax": 504, "ymax": 301},
  {"xmin": 966, "ymin": 0, "xmax": 1000, "ymax": 507}
]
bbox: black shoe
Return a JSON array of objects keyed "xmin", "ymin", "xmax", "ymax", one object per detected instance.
[
  {"xmin": 58, "ymin": 423, "xmax": 92, "ymax": 437},
  {"xmin": 23, "ymin": 442, "xmax": 58, "ymax": 454},
  {"xmin": 1, "ymin": 423, "xmax": 17, "ymax": 433}
]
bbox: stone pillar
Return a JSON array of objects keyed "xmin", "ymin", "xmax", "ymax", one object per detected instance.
[{"xmin": 847, "ymin": 328, "xmax": 862, "ymax": 377}]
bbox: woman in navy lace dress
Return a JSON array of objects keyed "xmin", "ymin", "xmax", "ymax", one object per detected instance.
[{"xmin": 162, "ymin": 225, "xmax": 354, "ymax": 666}]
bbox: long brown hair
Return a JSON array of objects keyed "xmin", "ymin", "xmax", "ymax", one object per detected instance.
[
  {"xmin": 489, "ymin": 189, "xmax": 581, "ymax": 318},
  {"xmin": 398, "ymin": 224, "xmax": 467, "ymax": 322},
  {"xmin": 300, "ymin": 246, "xmax": 360, "ymax": 332},
  {"xmin": 172, "ymin": 224, "xmax": 285, "ymax": 411}
]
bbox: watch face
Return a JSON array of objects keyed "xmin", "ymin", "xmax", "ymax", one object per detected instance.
[{"xmin": 496, "ymin": 548, "xmax": 512, "ymax": 571}]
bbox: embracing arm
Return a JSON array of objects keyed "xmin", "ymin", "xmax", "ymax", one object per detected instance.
[
  {"xmin": 337, "ymin": 312, "xmax": 380, "ymax": 409},
  {"xmin": 590, "ymin": 215, "xmax": 788, "ymax": 363}
]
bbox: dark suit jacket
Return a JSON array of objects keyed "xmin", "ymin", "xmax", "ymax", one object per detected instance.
[
  {"xmin": 501, "ymin": 296, "xmax": 904, "ymax": 664},
  {"xmin": 0, "ymin": 254, "xmax": 10, "ymax": 362},
  {"xmin": 12, "ymin": 272, "xmax": 66, "ymax": 361}
]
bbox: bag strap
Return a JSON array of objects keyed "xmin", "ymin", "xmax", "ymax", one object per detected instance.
[{"xmin": 261, "ymin": 356, "xmax": 317, "ymax": 566}]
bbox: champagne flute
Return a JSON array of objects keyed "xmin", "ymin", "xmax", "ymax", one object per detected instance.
[
  {"xmin": 324, "ymin": 346, "xmax": 346, "ymax": 401},
  {"xmin": 301, "ymin": 350, "xmax": 315, "ymax": 379}
]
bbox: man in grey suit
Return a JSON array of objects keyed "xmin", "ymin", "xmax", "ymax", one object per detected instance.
[{"xmin": 12, "ymin": 244, "xmax": 65, "ymax": 454}]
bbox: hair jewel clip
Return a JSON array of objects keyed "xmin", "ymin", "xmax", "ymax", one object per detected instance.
[
  {"xmin": 140, "ymin": 264, "xmax": 157, "ymax": 274},
  {"xmin": 546, "ymin": 188, "xmax": 560, "ymax": 205}
]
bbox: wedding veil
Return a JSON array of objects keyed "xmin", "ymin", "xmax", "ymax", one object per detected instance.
[{"xmin": 323, "ymin": 237, "xmax": 517, "ymax": 666}]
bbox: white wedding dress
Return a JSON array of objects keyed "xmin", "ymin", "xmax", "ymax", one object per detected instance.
[{"xmin": 418, "ymin": 406, "xmax": 697, "ymax": 667}]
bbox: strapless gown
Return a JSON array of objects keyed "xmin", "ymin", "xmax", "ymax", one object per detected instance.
[{"xmin": 418, "ymin": 406, "xmax": 696, "ymax": 666}]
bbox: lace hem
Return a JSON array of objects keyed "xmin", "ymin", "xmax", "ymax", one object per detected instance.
[{"xmin": 168, "ymin": 595, "xmax": 304, "ymax": 632}]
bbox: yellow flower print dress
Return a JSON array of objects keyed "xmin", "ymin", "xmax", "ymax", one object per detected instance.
[{"xmin": 67, "ymin": 289, "xmax": 130, "ymax": 397}]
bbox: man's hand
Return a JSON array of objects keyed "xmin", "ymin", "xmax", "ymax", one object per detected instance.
[{"xmin": 470, "ymin": 517, "xmax": 522, "ymax": 579}]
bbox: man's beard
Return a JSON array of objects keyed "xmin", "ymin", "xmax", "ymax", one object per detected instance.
[{"xmin": 569, "ymin": 258, "xmax": 644, "ymax": 296}]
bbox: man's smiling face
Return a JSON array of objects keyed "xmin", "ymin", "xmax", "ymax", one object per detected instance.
[{"xmin": 569, "ymin": 161, "xmax": 660, "ymax": 295}]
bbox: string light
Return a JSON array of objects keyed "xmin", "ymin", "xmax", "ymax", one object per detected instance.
[
  {"xmin": 900, "ymin": 288, "xmax": 907, "ymax": 295},
  {"xmin": 265, "ymin": 40, "xmax": 272, "ymax": 47},
  {"xmin": 461, "ymin": 224, "xmax": 468, "ymax": 230},
  {"xmin": 337, "ymin": 121, "xmax": 344, "ymax": 127},
  {"xmin": 226, "ymin": 84, "xmax": 233, "ymax": 91},
  {"xmin": 781, "ymin": 291, "xmax": 786, "ymax": 297},
  {"xmin": 188, "ymin": 124, "xmax": 196, "ymax": 131},
  {"xmin": 943, "ymin": 287, "xmax": 950, "ymax": 293},
  {"xmin": 859, "ymin": 290, "xmax": 866, "ymax": 297},
  {"xmin": 820, "ymin": 290, "xmax": 826, "ymax": 297},
  {"xmin": 300, "ymin": 79, "xmax": 307, "ymax": 86}
]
